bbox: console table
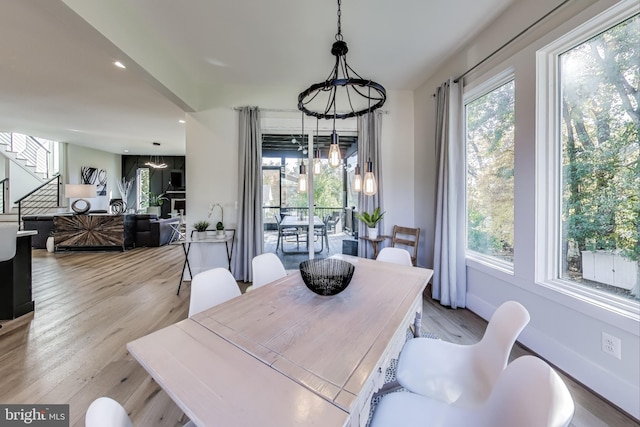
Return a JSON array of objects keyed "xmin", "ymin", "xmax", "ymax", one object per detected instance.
[{"xmin": 54, "ymin": 214, "xmax": 135, "ymax": 251}]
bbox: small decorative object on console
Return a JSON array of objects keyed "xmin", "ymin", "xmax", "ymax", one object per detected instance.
[{"xmin": 299, "ymin": 258, "xmax": 355, "ymax": 296}]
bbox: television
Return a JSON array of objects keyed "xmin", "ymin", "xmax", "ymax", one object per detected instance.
[{"xmin": 170, "ymin": 170, "xmax": 184, "ymax": 189}]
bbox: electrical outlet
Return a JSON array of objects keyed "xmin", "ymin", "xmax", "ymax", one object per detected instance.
[{"xmin": 602, "ymin": 332, "xmax": 622, "ymax": 360}]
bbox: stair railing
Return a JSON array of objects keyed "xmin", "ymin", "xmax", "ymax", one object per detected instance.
[
  {"xmin": 16, "ymin": 174, "xmax": 62, "ymax": 229},
  {"xmin": 0, "ymin": 178, "xmax": 7, "ymax": 214}
]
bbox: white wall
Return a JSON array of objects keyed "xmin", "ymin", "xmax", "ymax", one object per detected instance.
[
  {"xmin": 184, "ymin": 84, "xmax": 415, "ymax": 276},
  {"xmin": 65, "ymin": 143, "xmax": 122, "ymax": 211},
  {"xmin": 413, "ymin": 0, "xmax": 639, "ymax": 418},
  {"xmin": 8, "ymin": 161, "xmax": 43, "ymax": 203}
]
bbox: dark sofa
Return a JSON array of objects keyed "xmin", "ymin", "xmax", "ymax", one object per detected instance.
[
  {"xmin": 134, "ymin": 214, "xmax": 180, "ymax": 247},
  {"xmin": 22, "ymin": 214, "xmax": 57, "ymax": 249}
]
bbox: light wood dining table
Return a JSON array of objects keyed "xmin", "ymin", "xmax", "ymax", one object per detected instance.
[{"xmin": 127, "ymin": 255, "xmax": 433, "ymax": 427}]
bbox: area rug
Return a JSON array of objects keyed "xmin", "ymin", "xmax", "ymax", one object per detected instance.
[{"xmin": 365, "ymin": 329, "xmax": 439, "ymax": 427}]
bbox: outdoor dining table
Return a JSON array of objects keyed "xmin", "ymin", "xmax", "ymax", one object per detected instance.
[
  {"xmin": 280, "ymin": 215, "xmax": 326, "ymax": 254},
  {"xmin": 127, "ymin": 254, "xmax": 433, "ymax": 427}
]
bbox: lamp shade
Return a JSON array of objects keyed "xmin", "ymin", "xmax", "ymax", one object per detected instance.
[
  {"xmin": 65, "ymin": 184, "xmax": 96, "ymax": 198},
  {"xmin": 65, "ymin": 184, "xmax": 96, "ymax": 214}
]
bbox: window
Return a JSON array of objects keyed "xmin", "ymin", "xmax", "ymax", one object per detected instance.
[
  {"xmin": 136, "ymin": 168, "xmax": 150, "ymax": 211},
  {"xmin": 538, "ymin": 1, "xmax": 639, "ymax": 307},
  {"xmin": 465, "ymin": 75, "xmax": 515, "ymax": 265}
]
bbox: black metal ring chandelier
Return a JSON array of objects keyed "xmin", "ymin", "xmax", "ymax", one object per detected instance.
[{"xmin": 297, "ymin": 0, "xmax": 386, "ymax": 120}]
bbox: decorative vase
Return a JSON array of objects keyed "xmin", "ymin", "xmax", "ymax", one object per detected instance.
[
  {"xmin": 216, "ymin": 230, "xmax": 225, "ymax": 238},
  {"xmin": 197, "ymin": 231, "xmax": 207, "ymax": 240},
  {"xmin": 46, "ymin": 236, "xmax": 55, "ymax": 253},
  {"xmin": 147, "ymin": 206, "xmax": 161, "ymax": 216},
  {"xmin": 367, "ymin": 227, "xmax": 378, "ymax": 240}
]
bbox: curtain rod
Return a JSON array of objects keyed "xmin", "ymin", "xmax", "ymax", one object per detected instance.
[
  {"xmin": 453, "ymin": 0, "xmax": 571, "ymax": 83},
  {"xmin": 233, "ymin": 107, "xmax": 389, "ymax": 114}
]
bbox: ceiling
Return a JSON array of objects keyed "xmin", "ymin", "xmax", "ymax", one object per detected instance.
[{"xmin": 0, "ymin": 0, "xmax": 518, "ymax": 156}]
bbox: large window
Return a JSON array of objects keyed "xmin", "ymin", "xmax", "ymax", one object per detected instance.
[
  {"xmin": 465, "ymin": 76, "xmax": 515, "ymax": 264},
  {"xmin": 538, "ymin": 1, "xmax": 639, "ymax": 306}
]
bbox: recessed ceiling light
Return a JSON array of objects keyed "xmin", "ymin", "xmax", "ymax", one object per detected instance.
[
  {"xmin": 114, "ymin": 61, "xmax": 126, "ymax": 69},
  {"xmin": 205, "ymin": 58, "xmax": 228, "ymax": 67},
  {"xmin": 178, "ymin": 119, "xmax": 186, "ymax": 124},
  {"xmin": 123, "ymin": 149, "xmax": 129, "ymax": 153}
]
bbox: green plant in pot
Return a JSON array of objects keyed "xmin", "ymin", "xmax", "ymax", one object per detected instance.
[
  {"xmin": 147, "ymin": 192, "xmax": 168, "ymax": 216},
  {"xmin": 193, "ymin": 220, "xmax": 210, "ymax": 239},
  {"xmin": 216, "ymin": 221, "xmax": 225, "ymax": 238},
  {"xmin": 355, "ymin": 207, "xmax": 384, "ymax": 239}
]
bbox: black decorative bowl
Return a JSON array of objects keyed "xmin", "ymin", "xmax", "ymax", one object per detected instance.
[{"xmin": 299, "ymin": 258, "xmax": 355, "ymax": 296}]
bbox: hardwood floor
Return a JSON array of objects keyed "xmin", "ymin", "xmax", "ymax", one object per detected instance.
[{"xmin": 0, "ymin": 247, "xmax": 636, "ymax": 426}]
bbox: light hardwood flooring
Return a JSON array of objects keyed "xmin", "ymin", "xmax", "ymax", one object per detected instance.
[{"xmin": 0, "ymin": 246, "xmax": 637, "ymax": 426}]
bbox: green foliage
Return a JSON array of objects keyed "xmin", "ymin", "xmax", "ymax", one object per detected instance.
[
  {"xmin": 466, "ymin": 80, "xmax": 515, "ymax": 262},
  {"xmin": 149, "ymin": 192, "xmax": 168, "ymax": 207},
  {"xmin": 355, "ymin": 207, "xmax": 384, "ymax": 228},
  {"xmin": 193, "ymin": 221, "xmax": 210, "ymax": 232},
  {"xmin": 216, "ymin": 221, "xmax": 224, "ymax": 230},
  {"xmin": 560, "ymin": 14, "xmax": 639, "ymax": 264}
]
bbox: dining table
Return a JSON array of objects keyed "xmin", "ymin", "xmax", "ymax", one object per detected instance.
[
  {"xmin": 127, "ymin": 254, "xmax": 433, "ymax": 426},
  {"xmin": 280, "ymin": 215, "xmax": 326, "ymax": 254}
]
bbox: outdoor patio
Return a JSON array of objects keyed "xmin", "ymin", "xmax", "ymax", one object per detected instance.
[{"xmin": 263, "ymin": 229, "xmax": 358, "ymax": 270}]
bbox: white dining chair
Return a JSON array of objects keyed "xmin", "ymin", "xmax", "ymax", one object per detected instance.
[
  {"xmin": 370, "ymin": 355, "xmax": 574, "ymax": 427},
  {"xmin": 0, "ymin": 223, "xmax": 19, "ymax": 262},
  {"xmin": 376, "ymin": 247, "xmax": 413, "ymax": 266},
  {"xmin": 188, "ymin": 268, "xmax": 241, "ymax": 317},
  {"xmin": 392, "ymin": 300, "xmax": 530, "ymax": 407},
  {"xmin": 247, "ymin": 252, "xmax": 286, "ymax": 291},
  {"xmin": 86, "ymin": 397, "xmax": 197, "ymax": 427}
]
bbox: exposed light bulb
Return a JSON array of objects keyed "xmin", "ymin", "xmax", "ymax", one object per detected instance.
[
  {"xmin": 328, "ymin": 131, "xmax": 341, "ymax": 168},
  {"xmin": 363, "ymin": 159, "xmax": 377, "ymax": 196},
  {"xmin": 314, "ymin": 157, "xmax": 321, "ymax": 175},
  {"xmin": 353, "ymin": 164, "xmax": 362, "ymax": 192},
  {"xmin": 298, "ymin": 162, "xmax": 307, "ymax": 192}
]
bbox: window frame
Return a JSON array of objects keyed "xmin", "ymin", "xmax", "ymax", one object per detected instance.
[
  {"xmin": 535, "ymin": 0, "xmax": 640, "ymax": 317},
  {"xmin": 464, "ymin": 67, "xmax": 516, "ymax": 273}
]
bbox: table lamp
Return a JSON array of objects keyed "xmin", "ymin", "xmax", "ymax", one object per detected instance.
[{"xmin": 66, "ymin": 184, "xmax": 96, "ymax": 214}]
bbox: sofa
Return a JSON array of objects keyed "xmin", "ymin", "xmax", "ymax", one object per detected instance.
[
  {"xmin": 22, "ymin": 214, "xmax": 57, "ymax": 249},
  {"xmin": 134, "ymin": 214, "xmax": 180, "ymax": 247}
]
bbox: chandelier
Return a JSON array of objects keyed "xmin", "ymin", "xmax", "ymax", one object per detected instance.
[
  {"xmin": 297, "ymin": 0, "xmax": 384, "ymax": 195},
  {"xmin": 145, "ymin": 142, "xmax": 167, "ymax": 169},
  {"xmin": 297, "ymin": 0, "xmax": 386, "ymax": 120}
]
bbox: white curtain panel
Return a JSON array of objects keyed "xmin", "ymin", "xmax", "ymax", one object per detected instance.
[
  {"xmin": 357, "ymin": 111, "xmax": 384, "ymax": 258},
  {"xmin": 432, "ymin": 80, "xmax": 467, "ymax": 308},
  {"xmin": 233, "ymin": 106, "xmax": 263, "ymax": 282}
]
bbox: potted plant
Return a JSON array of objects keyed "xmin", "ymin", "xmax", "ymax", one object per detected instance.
[
  {"xmin": 216, "ymin": 221, "xmax": 225, "ymax": 238},
  {"xmin": 193, "ymin": 220, "xmax": 210, "ymax": 240},
  {"xmin": 355, "ymin": 207, "xmax": 385, "ymax": 239},
  {"xmin": 147, "ymin": 192, "xmax": 168, "ymax": 216}
]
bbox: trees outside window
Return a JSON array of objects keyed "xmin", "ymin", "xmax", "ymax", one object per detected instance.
[
  {"xmin": 559, "ymin": 13, "xmax": 639, "ymax": 300},
  {"xmin": 466, "ymin": 78, "xmax": 515, "ymax": 263}
]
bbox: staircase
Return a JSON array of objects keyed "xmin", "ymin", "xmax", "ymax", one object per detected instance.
[
  {"xmin": 0, "ymin": 132, "xmax": 52, "ymax": 181},
  {"xmin": 0, "ymin": 132, "xmax": 61, "ymax": 224}
]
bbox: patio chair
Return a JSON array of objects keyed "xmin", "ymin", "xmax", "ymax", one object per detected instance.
[
  {"xmin": 313, "ymin": 215, "xmax": 330, "ymax": 252},
  {"xmin": 275, "ymin": 213, "xmax": 299, "ymax": 252},
  {"xmin": 326, "ymin": 211, "xmax": 341, "ymax": 234}
]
